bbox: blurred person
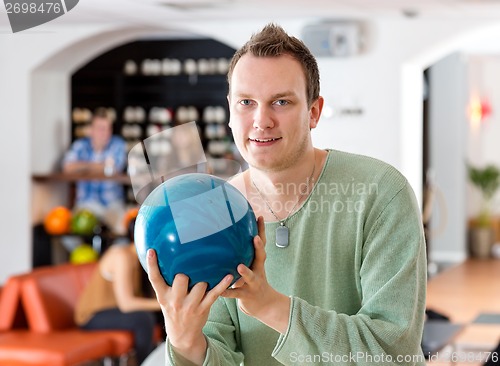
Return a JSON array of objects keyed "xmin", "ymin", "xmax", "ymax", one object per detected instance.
[
  {"xmin": 74, "ymin": 217, "xmax": 162, "ymax": 365},
  {"xmin": 63, "ymin": 108, "xmax": 127, "ymax": 233}
]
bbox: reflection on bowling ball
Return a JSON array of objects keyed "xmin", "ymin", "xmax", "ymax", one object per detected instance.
[{"xmin": 135, "ymin": 173, "xmax": 257, "ymax": 290}]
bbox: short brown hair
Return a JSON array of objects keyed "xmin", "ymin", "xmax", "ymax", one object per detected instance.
[
  {"xmin": 93, "ymin": 107, "xmax": 112, "ymax": 121},
  {"xmin": 227, "ymin": 23, "xmax": 320, "ymax": 107}
]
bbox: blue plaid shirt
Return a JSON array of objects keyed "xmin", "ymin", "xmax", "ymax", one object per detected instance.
[{"xmin": 63, "ymin": 136, "xmax": 126, "ymax": 207}]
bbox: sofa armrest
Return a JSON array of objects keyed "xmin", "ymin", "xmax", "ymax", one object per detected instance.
[
  {"xmin": 21, "ymin": 263, "xmax": 96, "ymax": 333},
  {"xmin": 0, "ymin": 274, "xmax": 28, "ymax": 331}
]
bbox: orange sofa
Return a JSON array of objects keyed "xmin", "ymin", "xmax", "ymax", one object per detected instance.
[
  {"xmin": 0, "ymin": 273, "xmax": 28, "ymax": 332},
  {"xmin": 0, "ymin": 263, "xmax": 134, "ymax": 366}
]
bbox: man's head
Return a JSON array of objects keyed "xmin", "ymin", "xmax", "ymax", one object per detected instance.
[
  {"xmin": 227, "ymin": 23, "xmax": 320, "ymax": 108},
  {"xmin": 226, "ymin": 24, "xmax": 324, "ymax": 173},
  {"xmin": 90, "ymin": 108, "xmax": 113, "ymax": 152}
]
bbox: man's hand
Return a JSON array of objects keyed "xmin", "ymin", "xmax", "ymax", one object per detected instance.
[
  {"xmin": 147, "ymin": 249, "xmax": 233, "ymax": 365},
  {"xmin": 222, "ymin": 216, "xmax": 291, "ymax": 334}
]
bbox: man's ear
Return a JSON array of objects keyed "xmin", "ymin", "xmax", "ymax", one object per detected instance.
[
  {"xmin": 227, "ymin": 95, "xmax": 232, "ymax": 128},
  {"xmin": 309, "ymin": 96, "xmax": 324, "ymax": 130}
]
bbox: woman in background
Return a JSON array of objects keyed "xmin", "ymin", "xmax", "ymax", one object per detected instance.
[{"xmin": 74, "ymin": 217, "xmax": 162, "ymax": 365}]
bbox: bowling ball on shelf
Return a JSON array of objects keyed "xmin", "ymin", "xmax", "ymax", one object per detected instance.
[
  {"xmin": 71, "ymin": 209, "xmax": 99, "ymax": 236},
  {"xmin": 44, "ymin": 206, "xmax": 72, "ymax": 235},
  {"xmin": 123, "ymin": 207, "xmax": 139, "ymax": 232},
  {"xmin": 135, "ymin": 173, "xmax": 257, "ymax": 290},
  {"xmin": 70, "ymin": 244, "xmax": 99, "ymax": 264}
]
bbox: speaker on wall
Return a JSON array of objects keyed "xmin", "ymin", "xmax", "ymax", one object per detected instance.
[{"xmin": 301, "ymin": 21, "xmax": 362, "ymax": 57}]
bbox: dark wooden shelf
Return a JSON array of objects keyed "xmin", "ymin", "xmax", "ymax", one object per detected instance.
[{"xmin": 32, "ymin": 172, "xmax": 131, "ymax": 185}]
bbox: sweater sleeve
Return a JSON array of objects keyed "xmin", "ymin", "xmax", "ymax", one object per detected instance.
[{"xmin": 271, "ymin": 181, "xmax": 427, "ymax": 365}]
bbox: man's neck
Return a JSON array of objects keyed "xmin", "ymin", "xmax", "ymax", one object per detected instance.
[
  {"xmin": 248, "ymin": 148, "xmax": 324, "ymax": 200},
  {"xmin": 244, "ymin": 148, "xmax": 327, "ymax": 221}
]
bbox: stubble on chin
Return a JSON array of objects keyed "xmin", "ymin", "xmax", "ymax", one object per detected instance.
[{"xmin": 248, "ymin": 142, "xmax": 309, "ymax": 174}]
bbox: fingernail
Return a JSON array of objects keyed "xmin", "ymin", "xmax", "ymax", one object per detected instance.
[{"xmin": 147, "ymin": 249, "xmax": 154, "ymax": 258}]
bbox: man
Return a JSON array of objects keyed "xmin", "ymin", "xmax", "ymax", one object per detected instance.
[
  {"xmin": 146, "ymin": 24, "xmax": 427, "ymax": 365},
  {"xmin": 63, "ymin": 108, "xmax": 127, "ymax": 233}
]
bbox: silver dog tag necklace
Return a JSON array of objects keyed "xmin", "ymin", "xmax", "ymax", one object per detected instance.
[{"xmin": 251, "ymin": 162, "xmax": 315, "ymax": 248}]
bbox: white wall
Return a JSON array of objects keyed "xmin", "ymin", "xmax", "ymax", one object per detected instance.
[
  {"xmin": 1, "ymin": 17, "xmax": 500, "ymax": 282},
  {"xmin": 427, "ymin": 53, "xmax": 468, "ymax": 263}
]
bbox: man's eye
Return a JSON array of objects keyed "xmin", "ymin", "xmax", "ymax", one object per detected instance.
[
  {"xmin": 239, "ymin": 100, "xmax": 252, "ymax": 106},
  {"xmin": 274, "ymin": 100, "xmax": 289, "ymax": 106}
]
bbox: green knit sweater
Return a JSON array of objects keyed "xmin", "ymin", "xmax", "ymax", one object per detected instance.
[{"xmin": 167, "ymin": 149, "xmax": 427, "ymax": 365}]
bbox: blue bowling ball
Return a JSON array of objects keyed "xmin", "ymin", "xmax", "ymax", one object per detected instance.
[{"xmin": 135, "ymin": 173, "xmax": 257, "ymax": 290}]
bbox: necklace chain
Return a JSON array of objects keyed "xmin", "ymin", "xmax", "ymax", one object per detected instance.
[{"xmin": 251, "ymin": 162, "xmax": 316, "ymax": 226}]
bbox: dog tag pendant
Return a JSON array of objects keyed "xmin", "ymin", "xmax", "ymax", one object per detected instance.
[{"xmin": 275, "ymin": 223, "xmax": 289, "ymax": 248}]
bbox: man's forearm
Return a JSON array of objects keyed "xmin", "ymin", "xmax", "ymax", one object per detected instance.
[
  {"xmin": 63, "ymin": 161, "xmax": 105, "ymax": 174},
  {"xmin": 253, "ymin": 292, "xmax": 291, "ymax": 334}
]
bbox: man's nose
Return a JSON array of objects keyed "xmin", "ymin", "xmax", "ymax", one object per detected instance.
[{"xmin": 252, "ymin": 106, "xmax": 274, "ymax": 131}]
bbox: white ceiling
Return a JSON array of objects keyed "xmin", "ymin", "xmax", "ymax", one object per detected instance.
[
  {"xmin": 92, "ymin": 0, "xmax": 500, "ymax": 19},
  {"xmin": 146, "ymin": 0, "xmax": 500, "ymax": 19},
  {"xmin": 3, "ymin": 0, "xmax": 500, "ymax": 28},
  {"xmin": 2, "ymin": 0, "xmax": 500, "ymax": 58},
  {"xmin": 99, "ymin": 0, "xmax": 500, "ymax": 21}
]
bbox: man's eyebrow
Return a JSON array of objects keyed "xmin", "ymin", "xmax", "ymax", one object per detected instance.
[
  {"xmin": 233, "ymin": 92, "xmax": 253, "ymax": 99},
  {"xmin": 270, "ymin": 91, "xmax": 296, "ymax": 99},
  {"xmin": 232, "ymin": 91, "xmax": 297, "ymax": 99}
]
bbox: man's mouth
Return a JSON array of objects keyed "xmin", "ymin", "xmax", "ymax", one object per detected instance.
[{"xmin": 249, "ymin": 137, "xmax": 282, "ymax": 143}]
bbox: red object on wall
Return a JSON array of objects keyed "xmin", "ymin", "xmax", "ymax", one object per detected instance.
[{"xmin": 468, "ymin": 95, "xmax": 492, "ymax": 128}]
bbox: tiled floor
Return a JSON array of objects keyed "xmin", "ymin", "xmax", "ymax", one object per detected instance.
[{"xmin": 426, "ymin": 259, "xmax": 500, "ymax": 366}]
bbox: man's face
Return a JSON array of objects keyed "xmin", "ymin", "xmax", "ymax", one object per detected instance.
[
  {"xmin": 90, "ymin": 116, "xmax": 112, "ymax": 151},
  {"xmin": 227, "ymin": 53, "xmax": 321, "ymax": 172}
]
